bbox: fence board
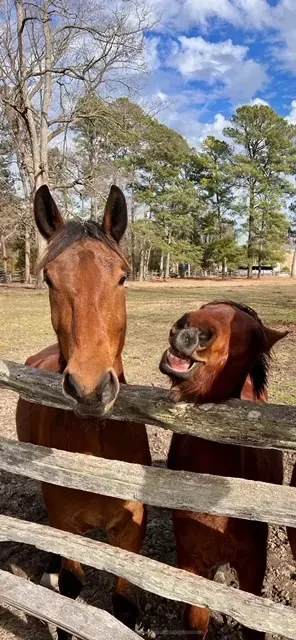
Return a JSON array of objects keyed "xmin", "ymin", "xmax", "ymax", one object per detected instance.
[
  {"xmin": 1, "ymin": 435, "xmax": 296, "ymax": 527},
  {"xmin": 0, "ymin": 360, "xmax": 296, "ymax": 451},
  {"xmin": 1, "ymin": 515, "xmax": 296, "ymax": 638},
  {"xmin": 2, "ymin": 359, "xmax": 296, "ymax": 451},
  {"xmin": 0, "ymin": 568, "xmax": 138, "ymax": 640}
]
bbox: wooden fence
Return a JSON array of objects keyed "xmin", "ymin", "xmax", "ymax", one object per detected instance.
[{"xmin": 1, "ymin": 358, "xmax": 296, "ymax": 638}]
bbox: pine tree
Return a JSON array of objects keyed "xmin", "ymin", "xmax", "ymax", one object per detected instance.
[
  {"xmin": 188, "ymin": 136, "xmax": 239, "ymax": 276},
  {"xmin": 224, "ymin": 105, "xmax": 296, "ymax": 277}
]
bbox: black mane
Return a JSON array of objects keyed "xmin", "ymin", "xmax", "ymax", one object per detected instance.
[
  {"xmin": 201, "ymin": 299, "xmax": 269, "ymax": 398},
  {"xmin": 39, "ymin": 219, "xmax": 128, "ymax": 269}
]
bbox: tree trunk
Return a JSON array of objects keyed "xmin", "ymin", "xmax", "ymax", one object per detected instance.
[
  {"xmin": 144, "ymin": 245, "xmax": 151, "ymax": 280},
  {"xmin": 90, "ymin": 195, "xmax": 98, "ymax": 220},
  {"xmin": 159, "ymin": 252, "xmax": 164, "ymax": 279},
  {"xmin": 291, "ymin": 247, "xmax": 296, "ymax": 278},
  {"xmin": 247, "ymin": 181, "xmax": 255, "ymax": 279},
  {"xmin": 165, "ymin": 252, "xmax": 170, "ymax": 280},
  {"xmin": 35, "ymin": 232, "xmax": 46, "ymax": 288},
  {"xmin": 130, "ymin": 192, "xmax": 136, "ymax": 280},
  {"xmin": 25, "ymin": 226, "xmax": 31, "ymax": 284},
  {"xmin": 221, "ymin": 258, "xmax": 226, "ymax": 278},
  {"xmin": 1, "ymin": 235, "xmax": 8, "ymax": 282},
  {"xmin": 139, "ymin": 248, "xmax": 144, "ymax": 281}
]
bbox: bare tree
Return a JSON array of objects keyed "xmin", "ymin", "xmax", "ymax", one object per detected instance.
[{"xmin": 0, "ymin": 0, "xmax": 154, "ymax": 283}]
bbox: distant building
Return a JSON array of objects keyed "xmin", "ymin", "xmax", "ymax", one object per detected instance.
[{"xmin": 278, "ymin": 248, "xmax": 294, "ymax": 273}]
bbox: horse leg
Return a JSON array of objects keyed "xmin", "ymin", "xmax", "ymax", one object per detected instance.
[
  {"xmin": 287, "ymin": 462, "xmax": 296, "ymax": 561},
  {"xmin": 183, "ymin": 601, "xmax": 210, "ymax": 639},
  {"xmin": 45, "ymin": 506, "xmax": 87, "ymax": 640},
  {"xmin": 234, "ymin": 523, "xmax": 267, "ymax": 640},
  {"xmin": 108, "ymin": 502, "xmax": 147, "ymax": 630},
  {"xmin": 40, "ymin": 553, "xmax": 61, "ymax": 591},
  {"xmin": 57, "ymin": 558, "xmax": 85, "ymax": 640},
  {"xmin": 174, "ymin": 515, "xmax": 212, "ymax": 639}
]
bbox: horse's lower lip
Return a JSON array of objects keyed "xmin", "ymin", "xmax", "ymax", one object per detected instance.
[
  {"xmin": 73, "ymin": 396, "xmax": 117, "ymax": 419},
  {"xmin": 167, "ymin": 351, "xmax": 192, "ymax": 372},
  {"xmin": 74, "ymin": 402, "xmax": 112, "ymax": 419},
  {"xmin": 159, "ymin": 349, "xmax": 202, "ymax": 380}
]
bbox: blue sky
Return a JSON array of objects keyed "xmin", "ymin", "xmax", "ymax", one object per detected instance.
[{"xmin": 143, "ymin": 0, "xmax": 296, "ymax": 146}]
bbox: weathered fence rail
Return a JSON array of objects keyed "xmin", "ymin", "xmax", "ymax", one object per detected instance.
[
  {"xmin": 2, "ymin": 358, "xmax": 296, "ymax": 450},
  {"xmin": 0, "ymin": 569, "xmax": 138, "ymax": 640},
  {"xmin": 1, "ymin": 358, "xmax": 296, "ymax": 639},
  {"xmin": 1, "ymin": 435, "xmax": 296, "ymax": 527},
  {"xmin": 2, "ymin": 515, "xmax": 296, "ymax": 639}
]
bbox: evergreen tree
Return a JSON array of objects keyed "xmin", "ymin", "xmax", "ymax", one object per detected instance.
[
  {"xmin": 189, "ymin": 136, "xmax": 239, "ymax": 276},
  {"xmin": 224, "ymin": 105, "xmax": 296, "ymax": 277}
]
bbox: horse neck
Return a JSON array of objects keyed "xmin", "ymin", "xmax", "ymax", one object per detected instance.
[
  {"xmin": 175, "ymin": 360, "xmax": 251, "ymax": 403},
  {"xmin": 174, "ymin": 356, "xmax": 268, "ymax": 404}
]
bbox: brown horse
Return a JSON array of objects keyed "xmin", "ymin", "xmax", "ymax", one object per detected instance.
[
  {"xmin": 159, "ymin": 301, "xmax": 287, "ymax": 639},
  {"xmin": 287, "ymin": 471, "xmax": 296, "ymax": 559},
  {"xmin": 16, "ymin": 185, "xmax": 151, "ymax": 639}
]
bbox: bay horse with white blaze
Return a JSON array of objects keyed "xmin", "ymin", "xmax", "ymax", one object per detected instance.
[
  {"xmin": 160, "ymin": 301, "xmax": 287, "ymax": 639},
  {"xmin": 16, "ymin": 185, "xmax": 151, "ymax": 639}
]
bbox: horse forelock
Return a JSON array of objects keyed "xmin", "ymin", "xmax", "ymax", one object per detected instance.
[{"xmin": 38, "ymin": 219, "xmax": 129, "ymax": 271}]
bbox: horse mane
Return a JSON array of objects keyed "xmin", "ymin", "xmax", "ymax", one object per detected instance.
[
  {"xmin": 201, "ymin": 300, "xmax": 270, "ymax": 398},
  {"xmin": 39, "ymin": 219, "xmax": 129, "ymax": 270}
]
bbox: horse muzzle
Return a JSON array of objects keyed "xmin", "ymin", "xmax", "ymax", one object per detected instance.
[
  {"xmin": 159, "ymin": 348, "xmax": 202, "ymax": 380},
  {"xmin": 62, "ymin": 368, "xmax": 119, "ymax": 418}
]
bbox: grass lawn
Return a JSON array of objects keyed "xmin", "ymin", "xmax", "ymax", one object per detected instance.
[{"xmin": 1, "ymin": 280, "xmax": 296, "ymax": 404}]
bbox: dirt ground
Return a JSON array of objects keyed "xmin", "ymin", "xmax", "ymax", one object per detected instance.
[{"xmin": 1, "ymin": 279, "xmax": 296, "ymax": 639}]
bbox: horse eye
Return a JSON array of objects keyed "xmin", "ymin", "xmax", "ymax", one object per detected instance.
[
  {"xmin": 198, "ymin": 328, "xmax": 214, "ymax": 346},
  {"xmin": 176, "ymin": 314, "xmax": 189, "ymax": 330},
  {"xmin": 44, "ymin": 273, "xmax": 54, "ymax": 289},
  {"xmin": 118, "ymin": 275, "xmax": 126, "ymax": 286}
]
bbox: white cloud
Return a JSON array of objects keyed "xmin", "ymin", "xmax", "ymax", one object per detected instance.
[
  {"xmin": 167, "ymin": 36, "xmax": 268, "ymax": 103},
  {"xmin": 148, "ymin": 0, "xmax": 296, "ymax": 76},
  {"xmin": 248, "ymin": 97, "xmax": 269, "ymax": 106},
  {"xmin": 152, "ymin": 0, "xmax": 272, "ymax": 32},
  {"xmin": 158, "ymin": 107, "xmax": 231, "ymax": 148},
  {"xmin": 199, "ymin": 113, "xmax": 231, "ymax": 142},
  {"xmin": 269, "ymin": 0, "xmax": 296, "ymax": 74},
  {"xmin": 156, "ymin": 91, "xmax": 167, "ymax": 102},
  {"xmin": 145, "ymin": 37, "xmax": 161, "ymax": 72},
  {"xmin": 285, "ymin": 100, "xmax": 296, "ymax": 124}
]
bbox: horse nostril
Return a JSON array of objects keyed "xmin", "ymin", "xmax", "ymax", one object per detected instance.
[
  {"xmin": 175, "ymin": 328, "xmax": 199, "ymax": 355},
  {"xmin": 63, "ymin": 372, "xmax": 84, "ymax": 401},
  {"xmin": 96, "ymin": 370, "xmax": 119, "ymax": 408}
]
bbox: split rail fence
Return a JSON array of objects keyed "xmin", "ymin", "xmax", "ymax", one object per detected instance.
[{"xmin": 1, "ymin": 358, "xmax": 296, "ymax": 638}]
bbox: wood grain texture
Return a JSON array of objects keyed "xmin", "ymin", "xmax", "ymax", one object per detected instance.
[
  {"xmin": 1, "ymin": 516, "xmax": 296, "ymax": 638},
  {"xmin": 2, "ymin": 358, "xmax": 296, "ymax": 450},
  {"xmin": 1, "ymin": 435, "xmax": 296, "ymax": 526},
  {"xmin": 0, "ymin": 569, "xmax": 138, "ymax": 640}
]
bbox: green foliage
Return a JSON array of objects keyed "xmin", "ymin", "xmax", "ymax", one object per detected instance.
[
  {"xmin": 188, "ymin": 136, "xmax": 239, "ymax": 274},
  {"xmin": 224, "ymin": 105, "xmax": 296, "ymax": 272},
  {"xmin": 1, "ymin": 96, "xmax": 295, "ymax": 280}
]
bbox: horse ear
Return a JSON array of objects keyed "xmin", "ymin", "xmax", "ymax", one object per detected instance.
[
  {"xmin": 264, "ymin": 326, "xmax": 288, "ymax": 349},
  {"xmin": 102, "ymin": 185, "xmax": 127, "ymax": 243},
  {"xmin": 34, "ymin": 185, "xmax": 64, "ymax": 241}
]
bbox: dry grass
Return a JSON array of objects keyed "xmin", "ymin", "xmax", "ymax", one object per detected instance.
[
  {"xmin": 1, "ymin": 280, "xmax": 296, "ymax": 400},
  {"xmin": 1, "ymin": 281, "xmax": 296, "ymax": 640}
]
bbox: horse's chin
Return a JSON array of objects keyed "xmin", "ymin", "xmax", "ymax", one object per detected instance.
[
  {"xmin": 159, "ymin": 349, "xmax": 203, "ymax": 381},
  {"xmin": 74, "ymin": 398, "xmax": 116, "ymax": 419}
]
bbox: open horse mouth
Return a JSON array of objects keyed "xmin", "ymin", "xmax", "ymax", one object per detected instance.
[{"xmin": 159, "ymin": 348, "xmax": 202, "ymax": 380}]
